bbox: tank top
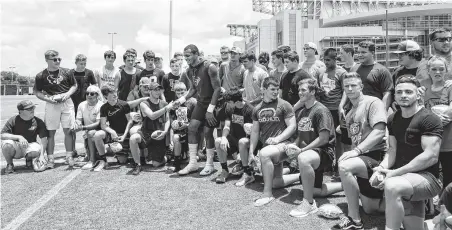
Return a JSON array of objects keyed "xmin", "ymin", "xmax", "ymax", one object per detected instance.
[
  {"xmin": 118, "ymin": 69, "xmax": 140, "ymax": 101},
  {"xmin": 187, "ymin": 60, "xmax": 214, "ymax": 104}
]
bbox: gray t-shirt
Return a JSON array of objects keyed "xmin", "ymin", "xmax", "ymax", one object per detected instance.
[
  {"xmin": 346, "ymin": 95, "xmax": 387, "ymax": 152},
  {"xmin": 220, "ymin": 62, "xmax": 245, "ymax": 91},
  {"xmin": 318, "ymin": 67, "xmax": 347, "ymax": 110},
  {"xmin": 243, "ymin": 67, "xmax": 268, "ymax": 102}
]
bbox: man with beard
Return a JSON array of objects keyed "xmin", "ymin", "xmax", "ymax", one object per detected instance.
[
  {"xmin": 419, "ymin": 28, "xmax": 452, "ymax": 83},
  {"xmin": 175, "ymin": 44, "xmax": 222, "ymax": 176}
]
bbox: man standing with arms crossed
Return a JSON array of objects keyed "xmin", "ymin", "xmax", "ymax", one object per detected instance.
[
  {"xmin": 34, "ymin": 50, "xmax": 78, "ymax": 168},
  {"xmin": 176, "ymin": 44, "xmax": 222, "ymax": 176}
]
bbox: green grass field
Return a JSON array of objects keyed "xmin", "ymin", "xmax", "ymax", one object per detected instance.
[{"xmin": 0, "ymin": 96, "xmax": 387, "ymax": 230}]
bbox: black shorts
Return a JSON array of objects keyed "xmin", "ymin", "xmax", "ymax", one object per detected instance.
[
  {"xmin": 340, "ymin": 108, "xmax": 352, "ymax": 145},
  {"xmin": 224, "ymin": 135, "xmax": 240, "ymax": 155},
  {"xmin": 356, "ymin": 150, "xmax": 385, "ymax": 199},
  {"xmin": 313, "ymin": 147, "xmax": 335, "ymax": 188},
  {"xmin": 138, "ymin": 130, "xmax": 166, "ymax": 162},
  {"xmin": 330, "ymin": 110, "xmax": 340, "ymax": 129},
  {"xmin": 191, "ymin": 102, "xmax": 209, "ymax": 122}
]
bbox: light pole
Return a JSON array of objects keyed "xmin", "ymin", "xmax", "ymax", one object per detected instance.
[
  {"xmin": 108, "ymin": 32, "xmax": 117, "ymax": 51},
  {"xmin": 9, "ymin": 66, "xmax": 16, "ymax": 84},
  {"xmin": 169, "ymin": 0, "xmax": 173, "ymax": 60}
]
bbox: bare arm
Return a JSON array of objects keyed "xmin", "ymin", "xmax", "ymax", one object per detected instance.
[
  {"xmin": 393, "ymin": 135, "xmax": 441, "ymax": 175},
  {"xmin": 100, "ymin": 117, "xmax": 116, "ymax": 135},
  {"xmin": 122, "ymin": 113, "xmax": 133, "ymax": 138},
  {"xmin": 275, "ymin": 116, "xmax": 297, "ymax": 143},
  {"xmin": 34, "ymin": 89, "xmax": 55, "ymax": 103},
  {"xmin": 1, "ymin": 133, "xmax": 25, "ymax": 141},
  {"xmin": 382, "ymin": 91, "xmax": 391, "ymax": 112},
  {"xmin": 221, "ymin": 119, "xmax": 231, "ymax": 137},
  {"xmin": 356, "ymin": 122, "xmax": 386, "ymax": 153},
  {"xmin": 39, "ymin": 137, "xmax": 48, "ymax": 157},
  {"xmin": 208, "ymin": 64, "xmax": 221, "ymax": 108},
  {"xmin": 164, "ymin": 112, "xmax": 171, "ymax": 133},
  {"xmin": 82, "ymin": 121, "xmax": 100, "ymax": 131},
  {"xmin": 379, "ymin": 135, "xmax": 397, "ymax": 169},
  {"xmin": 140, "ymin": 102, "xmax": 171, "ymax": 120},
  {"xmin": 127, "ymin": 97, "xmax": 149, "ymax": 109},
  {"xmin": 301, "ymin": 130, "xmax": 330, "ymax": 152},
  {"xmin": 114, "ymin": 72, "xmax": 121, "ymax": 89},
  {"xmin": 248, "ymin": 120, "xmax": 260, "ymax": 155}
]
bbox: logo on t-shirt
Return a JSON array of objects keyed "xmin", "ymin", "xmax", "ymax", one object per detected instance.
[
  {"xmin": 193, "ymin": 76, "xmax": 201, "ymax": 86},
  {"xmin": 108, "ymin": 108, "xmax": 121, "ymax": 117},
  {"xmin": 169, "ymin": 79, "xmax": 180, "ymax": 91},
  {"xmin": 258, "ymin": 108, "xmax": 280, "ymax": 122},
  {"xmin": 149, "ymin": 75, "xmax": 158, "ymax": 83},
  {"xmin": 29, "ymin": 125, "xmax": 36, "ymax": 131},
  {"xmin": 298, "ymin": 117, "xmax": 313, "ymax": 132},
  {"xmin": 232, "ymin": 114, "xmax": 244, "ymax": 125},
  {"xmin": 349, "ymin": 122, "xmax": 362, "ymax": 145},
  {"xmin": 320, "ymin": 74, "xmax": 336, "ymax": 94},
  {"xmin": 47, "ymin": 73, "xmax": 64, "ymax": 85},
  {"xmin": 176, "ymin": 107, "xmax": 188, "ymax": 122}
]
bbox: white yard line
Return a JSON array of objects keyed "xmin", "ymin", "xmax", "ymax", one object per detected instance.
[{"xmin": 2, "ymin": 169, "xmax": 82, "ymax": 230}]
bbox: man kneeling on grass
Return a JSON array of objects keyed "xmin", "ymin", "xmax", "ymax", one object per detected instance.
[
  {"xmin": 250, "ymin": 76, "xmax": 297, "ymax": 207},
  {"xmin": 286, "ymin": 79, "xmax": 343, "ymax": 218},
  {"xmin": 129, "ymin": 81, "xmax": 174, "ymax": 175},
  {"xmin": 1, "ymin": 100, "xmax": 48, "ymax": 173}
]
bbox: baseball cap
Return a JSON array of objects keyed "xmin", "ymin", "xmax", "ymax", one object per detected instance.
[
  {"xmin": 230, "ymin": 46, "xmax": 242, "ymax": 54},
  {"xmin": 139, "ymin": 77, "xmax": 152, "ymax": 86},
  {"xmin": 149, "ymin": 82, "xmax": 163, "ymax": 90},
  {"xmin": 17, "ymin": 100, "xmax": 37, "ymax": 110},
  {"xmin": 209, "ymin": 57, "xmax": 219, "ymax": 64},
  {"xmin": 394, "ymin": 40, "xmax": 421, "ymax": 53},
  {"xmin": 304, "ymin": 42, "xmax": 318, "ymax": 55}
]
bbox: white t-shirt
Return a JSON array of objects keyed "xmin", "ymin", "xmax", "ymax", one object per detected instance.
[
  {"xmin": 243, "ymin": 66, "xmax": 268, "ymax": 102},
  {"xmin": 94, "ymin": 66, "xmax": 119, "ymax": 88},
  {"xmin": 76, "ymin": 100, "xmax": 103, "ymax": 138}
]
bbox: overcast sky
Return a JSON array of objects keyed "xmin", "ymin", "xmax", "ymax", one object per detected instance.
[{"xmin": 1, "ymin": 0, "xmax": 271, "ymax": 76}]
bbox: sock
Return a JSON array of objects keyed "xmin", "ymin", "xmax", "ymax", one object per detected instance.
[
  {"xmin": 205, "ymin": 148, "xmax": 214, "ymax": 167},
  {"xmin": 221, "ymin": 163, "xmax": 228, "ymax": 171},
  {"xmin": 66, "ymin": 151, "xmax": 73, "ymax": 158},
  {"xmin": 353, "ymin": 218, "xmax": 361, "ymax": 224},
  {"xmin": 244, "ymin": 166, "xmax": 252, "ymax": 176},
  {"xmin": 99, "ymin": 154, "xmax": 107, "ymax": 161},
  {"xmin": 174, "ymin": 156, "xmax": 181, "ymax": 170},
  {"xmin": 188, "ymin": 144, "xmax": 198, "ymax": 164}
]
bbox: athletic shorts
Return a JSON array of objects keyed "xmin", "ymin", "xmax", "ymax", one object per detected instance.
[
  {"xmin": 291, "ymin": 147, "xmax": 334, "ymax": 189},
  {"xmin": 340, "ymin": 108, "xmax": 352, "ymax": 145},
  {"xmin": 1, "ymin": 140, "xmax": 41, "ymax": 159},
  {"xmin": 191, "ymin": 102, "xmax": 209, "ymax": 122},
  {"xmin": 356, "ymin": 150, "xmax": 385, "ymax": 199},
  {"xmin": 330, "ymin": 110, "xmax": 340, "ymax": 130},
  {"xmin": 44, "ymin": 98, "xmax": 75, "ymax": 130},
  {"xmin": 137, "ymin": 130, "xmax": 166, "ymax": 162},
  {"xmin": 224, "ymin": 135, "xmax": 240, "ymax": 155}
]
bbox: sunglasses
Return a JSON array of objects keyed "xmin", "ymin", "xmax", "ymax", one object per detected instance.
[
  {"xmin": 48, "ymin": 58, "xmax": 62, "ymax": 62},
  {"xmin": 434, "ymin": 37, "xmax": 452, "ymax": 42},
  {"xmin": 86, "ymin": 92, "xmax": 98, "ymax": 96}
]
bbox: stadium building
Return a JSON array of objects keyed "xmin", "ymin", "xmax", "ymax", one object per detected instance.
[{"xmin": 228, "ymin": 0, "xmax": 452, "ymax": 70}]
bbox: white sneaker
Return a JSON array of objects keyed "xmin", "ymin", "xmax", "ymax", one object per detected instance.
[
  {"xmin": 81, "ymin": 162, "xmax": 94, "ymax": 170},
  {"xmin": 199, "ymin": 165, "xmax": 215, "ymax": 176},
  {"xmin": 289, "ymin": 199, "xmax": 318, "ymax": 218},
  {"xmin": 235, "ymin": 173, "xmax": 255, "ymax": 187},
  {"xmin": 93, "ymin": 160, "xmax": 106, "ymax": 172},
  {"xmin": 178, "ymin": 163, "xmax": 198, "ymax": 175}
]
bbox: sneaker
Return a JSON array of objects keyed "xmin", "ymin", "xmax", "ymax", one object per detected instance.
[
  {"xmin": 199, "ymin": 165, "xmax": 215, "ymax": 176},
  {"xmin": 93, "ymin": 160, "xmax": 106, "ymax": 172},
  {"xmin": 152, "ymin": 157, "xmax": 167, "ymax": 167},
  {"xmin": 332, "ymin": 216, "xmax": 363, "ymax": 230},
  {"xmin": 5, "ymin": 164, "xmax": 15, "ymax": 174},
  {"xmin": 75, "ymin": 155, "xmax": 89, "ymax": 162},
  {"xmin": 66, "ymin": 156, "xmax": 75, "ymax": 167},
  {"xmin": 178, "ymin": 163, "xmax": 198, "ymax": 176},
  {"xmin": 289, "ymin": 199, "xmax": 318, "ymax": 218},
  {"xmin": 46, "ymin": 159, "xmax": 55, "ymax": 169},
  {"xmin": 216, "ymin": 170, "xmax": 229, "ymax": 184},
  {"xmin": 81, "ymin": 162, "xmax": 94, "ymax": 170},
  {"xmin": 25, "ymin": 158, "xmax": 33, "ymax": 168},
  {"xmin": 235, "ymin": 173, "xmax": 255, "ymax": 187},
  {"xmin": 132, "ymin": 165, "xmax": 142, "ymax": 175},
  {"xmin": 230, "ymin": 162, "xmax": 244, "ymax": 176}
]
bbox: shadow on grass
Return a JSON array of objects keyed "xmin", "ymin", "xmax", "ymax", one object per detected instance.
[{"xmin": 334, "ymin": 201, "xmax": 385, "ymax": 230}]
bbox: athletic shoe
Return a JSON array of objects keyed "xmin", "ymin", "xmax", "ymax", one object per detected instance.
[
  {"xmin": 230, "ymin": 162, "xmax": 244, "ymax": 176},
  {"xmin": 235, "ymin": 173, "xmax": 255, "ymax": 187},
  {"xmin": 199, "ymin": 165, "xmax": 215, "ymax": 176},
  {"xmin": 215, "ymin": 169, "xmax": 229, "ymax": 184},
  {"xmin": 5, "ymin": 164, "xmax": 15, "ymax": 174},
  {"xmin": 254, "ymin": 196, "xmax": 275, "ymax": 207},
  {"xmin": 332, "ymin": 216, "xmax": 363, "ymax": 229},
  {"xmin": 289, "ymin": 199, "xmax": 318, "ymax": 218},
  {"xmin": 46, "ymin": 159, "xmax": 55, "ymax": 169},
  {"xmin": 66, "ymin": 156, "xmax": 75, "ymax": 167},
  {"xmin": 152, "ymin": 157, "xmax": 167, "ymax": 167},
  {"xmin": 178, "ymin": 164, "xmax": 198, "ymax": 175},
  {"xmin": 75, "ymin": 155, "xmax": 89, "ymax": 162},
  {"xmin": 132, "ymin": 165, "xmax": 142, "ymax": 175},
  {"xmin": 93, "ymin": 160, "xmax": 106, "ymax": 172},
  {"xmin": 25, "ymin": 158, "xmax": 33, "ymax": 168},
  {"xmin": 81, "ymin": 162, "xmax": 94, "ymax": 170}
]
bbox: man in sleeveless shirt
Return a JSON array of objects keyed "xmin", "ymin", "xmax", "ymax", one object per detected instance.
[
  {"xmin": 176, "ymin": 44, "xmax": 222, "ymax": 176},
  {"xmin": 95, "ymin": 50, "xmax": 119, "ymax": 88},
  {"xmin": 114, "ymin": 52, "xmax": 142, "ymax": 101}
]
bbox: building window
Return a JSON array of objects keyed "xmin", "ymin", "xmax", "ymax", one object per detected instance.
[{"xmin": 277, "ymin": 32, "xmax": 282, "ymax": 46}]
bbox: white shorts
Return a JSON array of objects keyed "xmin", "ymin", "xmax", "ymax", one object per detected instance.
[
  {"xmin": 45, "ymin": 98, "xmax": 75, "ymax": 130},
  {"xmin": 1, "ymin": 140, "xmax": 41, "ymax": 159}
]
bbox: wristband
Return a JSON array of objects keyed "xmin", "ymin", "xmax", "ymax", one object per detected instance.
[
  {"xmin": 223, "ymin": 126, "xmax": 230, "ymax": 131},
  {"xmin": 354, "ymin": 147, "xmax": 363, "ymax": 155},
  {"xmin": 81, "ymin": 125, "xmax": 85, "ymax": 131},
  {"xmin": 178, "ymin": 97, "xmax": 186, "ymax": 104},
  {"xmin": 207, "ymin": 104, "xmax": 215, "ymax": 113}
]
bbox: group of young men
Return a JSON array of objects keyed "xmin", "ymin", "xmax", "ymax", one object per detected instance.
[{"xmin": 2, "ymin": 27, "xmax": 452, "ymax": 230}]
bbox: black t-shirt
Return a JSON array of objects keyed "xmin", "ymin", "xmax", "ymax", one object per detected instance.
[
  {"xmin": 388, "ymin": 108, "xmax": 443, "ymax": 177},
  {"xmin": 170, "ymin": 98, "xmax": 196, "ymax": 123},
  {"xmin": 34, "ymin": 68, "xmax": 76, "ymax": 95},
  {"xmin": 141, "ymin": 99, "xmax": 168, "ymax": 134},
  {"xmin": 162, "ymin": 72, "xmax": 181, "ymax": 102},
  {"xmin": 295, "ymin": 102, "xmax": 335, "ymax": 159},
  {"xmin": 280, "ymin": 69, "xmax": 311, "ymax": 105},
  {"xmin": 100, "ymin": 100, "xmax": 131, "ymax": 134},
  {"xmin": 1, "ymin": 115, "xmax": 48, "ymax": 142},
  {"xmin": 118, "ymin": 69, "xmax": 142, "ymax": 101},
  {"xmin": 226, "ymin": 103, "xmax": 254, "ymax": 139},
  {"xmin": 350, "ymin": 63, "xmax": 393, "ymax": 99},
  {"xmin": 139, "ymin": 68, "xmax": 165, "ymax": 85},
  {"xmin": 71, "ymin": 69, "xmax": 96, "ymax": 102}
]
